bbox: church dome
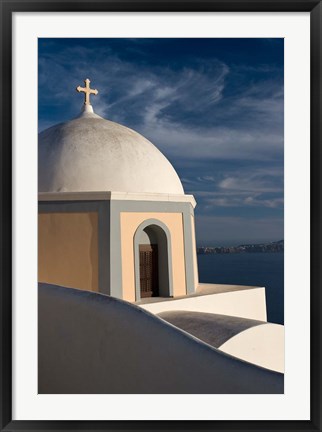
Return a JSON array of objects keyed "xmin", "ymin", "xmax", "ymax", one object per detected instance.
[{"xmin": 38, "ymin": 106, "xmax": 184, "ymax": 195}]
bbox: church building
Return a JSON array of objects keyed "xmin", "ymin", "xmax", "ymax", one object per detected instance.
[
  {"xmin": 38, "ymin": 80, "xmax": 285, "ymax": 385},
  {"xmin": 38, "ymin": 79, "xmax": 199, "ymax": 302}
]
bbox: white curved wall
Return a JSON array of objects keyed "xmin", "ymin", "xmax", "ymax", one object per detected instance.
[
  {"xmin": 219, "ymin": 324, "xmax": 285, "ymax": 373},
  {"xmin": 140, "ymin": 287, "xmax": 267, "ymax": 321},
  {"xmin": 39, "ymin": 284, "xmax": 283, "ymax": 394}
]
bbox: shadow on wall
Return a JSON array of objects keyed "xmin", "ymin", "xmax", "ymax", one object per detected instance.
[{"xmin": 38, "ymin": 283, "xmax": 284, "ymax": 394}]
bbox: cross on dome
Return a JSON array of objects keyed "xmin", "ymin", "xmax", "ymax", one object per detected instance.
[{"xmin": 76, "ymin": 78, "xmax": 98, "ymax": 106}]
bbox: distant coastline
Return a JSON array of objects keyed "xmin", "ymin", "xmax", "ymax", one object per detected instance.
[{"xmin": 197, "ymin": 240, "xmax": 284, "ymax": 255}]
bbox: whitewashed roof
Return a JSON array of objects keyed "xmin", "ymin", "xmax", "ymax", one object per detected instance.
[{"xmin": 38, "ymin": 106, "xmax": 184, "ymax": 194}]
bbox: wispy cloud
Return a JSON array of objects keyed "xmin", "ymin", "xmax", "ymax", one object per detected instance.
[
  {"xmin": 218, "ymin": 168, "xmax": 283, "ymax": 194},
  {"xmin": 39, "ymin": 42, "xmax": 283, "ymax": 163},
  {"xmin": 180, "ymin": 166, "xmax": 283, "ymax": 210}
]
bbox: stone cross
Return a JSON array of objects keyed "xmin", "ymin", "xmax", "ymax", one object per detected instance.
[{"xmin": 76, "ymin": 79, "xmax": 98, "ymax": 105}]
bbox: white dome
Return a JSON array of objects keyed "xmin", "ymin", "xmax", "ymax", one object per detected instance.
[{"xmin": 38, "ymin": 108, "xmax": 184, "ymax": 195}]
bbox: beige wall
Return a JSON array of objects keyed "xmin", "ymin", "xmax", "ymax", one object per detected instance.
[
  {"xmin": 38, "ymin": 212, "xmax": 99, "ymax": 292},
  {"xmin": 120, "ymin": 212, "xmax": 186, "ymax": 302}
]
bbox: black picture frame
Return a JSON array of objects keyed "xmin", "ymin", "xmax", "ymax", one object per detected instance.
[{"xmin": 1, "ymin": 0, "xmax": 321, "ymax": 431}]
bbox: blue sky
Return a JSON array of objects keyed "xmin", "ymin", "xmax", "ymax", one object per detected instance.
[{"xmin": 38, "ymin": 38, "xmax": 284, "ymax": 247}]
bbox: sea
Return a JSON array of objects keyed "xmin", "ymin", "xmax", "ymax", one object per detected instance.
[{"xmin": 197, "ymin": 252, "xmax": 284, "ymax": 325}]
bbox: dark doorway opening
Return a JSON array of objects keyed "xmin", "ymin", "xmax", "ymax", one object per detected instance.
[{"xmin": 139, "ymin": 244, "xmax": 159, "ymax": 298}]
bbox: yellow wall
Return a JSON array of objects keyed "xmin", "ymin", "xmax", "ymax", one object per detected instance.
[
  {"xmin": 38, "ymin": 212, "xmax": 99, "ymax": 292},
  {"xmin": 120, "ymin": 212, "xmax": 186, "ymax": 302}
]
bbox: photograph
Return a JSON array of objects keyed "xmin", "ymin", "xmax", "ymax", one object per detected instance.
[{"xmin": 37, "ymin": 37, "xmax": 285, "ymax": 394}]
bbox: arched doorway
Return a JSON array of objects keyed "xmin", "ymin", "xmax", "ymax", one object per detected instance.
[{"xmin": 134, "ymin": 220, "xmax": 173, "ymax": 301}]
